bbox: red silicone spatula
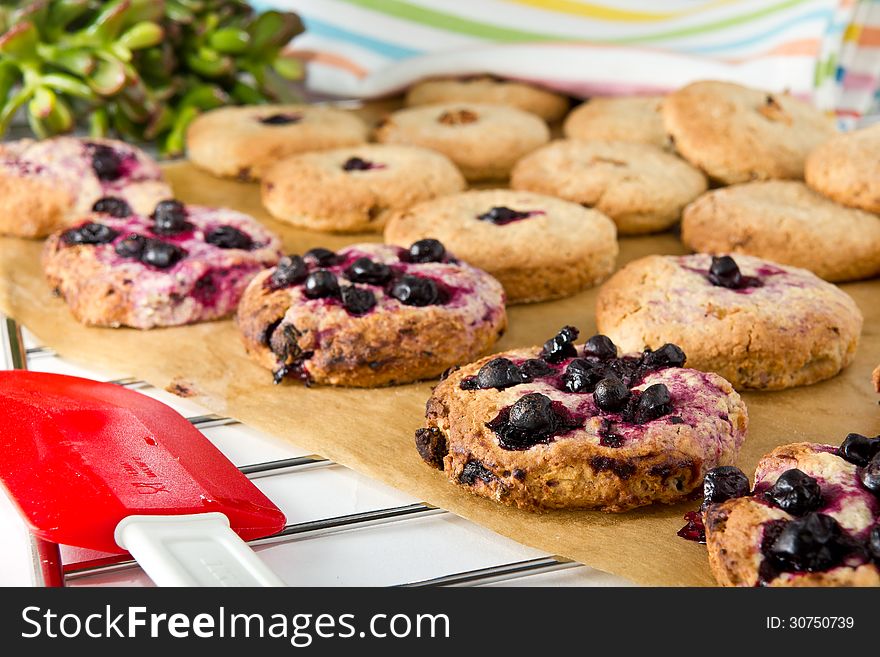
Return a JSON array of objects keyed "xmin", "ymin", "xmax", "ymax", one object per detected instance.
[{"xmin": 0, "ymin": 371, "xmax": 286, "ymax": 586}]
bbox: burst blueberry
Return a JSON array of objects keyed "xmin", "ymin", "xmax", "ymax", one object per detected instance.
[
  {"xmin": 477, "ymin": 206, "xmax": 532, "ymax": 225},
  {"xmin": 61, "ymin": 222, "xmax": 119, "ymax": 246},
  {"xmin": 633, "ymin": 383, "xmax": 672, "ymax": 424},
  {"xmin": 390, "ymin": 275, "xmax": 440, "ymax": 306},
  {"xmin": 837, "ymin": 433, "xmax": 880, "ymax": 467},
  {"xmin": 345, "ymin": 257, "xmax": 392, "ymax": 285},
  {"xmin": 152, "ymin": 200, "xmax": 190, "ymax": 235},
  {"xmin": 304, "ymin": 270, "xmax": 340, "ymax": 299},
  {"xmin": 114, "ymin": 234, "xmax": 146, "ymax": 258},
  {"xmin": 341, "ymin": 286, "xmax": 376, "ymax": 315},
  {"xmin": 640, "ymin": 343, "xmax": 687, "ymax": 370},
  {"xmin": 205, "ymin": 225, "xmax": 254, "ymax": 250},
  {"xmin": 270, "ymin": 255, "xmax": 307, "ymax": 289},
  {"xmin": 561, "ymin": 358, "xmax": 602, "ymax": 393},
  {"xmin": 541, "ymin": 326, "xmax": 579, "ymax": 363},
  {"xmin": 764, "ymin": 469, "xmax": 822, "ymax": 515},
  {"xmin": 92, "ymin": 196, "xmax": 131, "ymax": 218},
  {"xmin": 407, "ymin": 239, "xmax": 446, "ymax": 263},
  {"xmin": 259, "ymin": 113, "xmax": 301, "ymax": 125},
  {"xmin": 475, "ymin": 358, "xmax": 523, "ymax": 390},
  {"xmin": 90, "ymin": 144, "xmax": 122, "ymax": 180},
  {"xmin": 593, "ymin": 377, "xmax": 631, "ymax": 412},
  {"xmin": 140, "ymin": 239, "xmax": 186, "ymax": 269},
  {"xmin": 304, "ymin": 248, "xmax": 338, "ymax": 266},
  {"xmin": 858, "ymin": 453, "xmax": 880, "ymax": 494},
  {"xmin": 702, "ymin": 466, "xmax": 751, "ymax": 507},
  {"xmin": 708, "ymin": 255, "xmax": 743, "ymax": 289},
  {"xmin": 509, "ymin": 393, "xmax": 555, "ymax": 433},
  {"xmin": 766, "ymin": 512, "xmax": 847, "ymax": 572},
  {"xmin": 583, "ymin": 334, "xmax": 617, "ymax": 360}
]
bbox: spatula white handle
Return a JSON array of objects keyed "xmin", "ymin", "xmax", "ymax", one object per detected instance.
[{"xmin": 115, "ymin": 513, "xmax": 283, "ymax": 587}]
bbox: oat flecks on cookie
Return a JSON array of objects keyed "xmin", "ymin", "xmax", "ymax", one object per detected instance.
[
  {"xmin": 260, "ymin": 144, "xmax": 466, "ymax": 233},
  {"xmin": 384, "ymin": 189, "xmax": 618, "ymax": 304},
  {"xmin": 511, "ymin": 139, "xmax": 707, "ymax": 235},
  {"xmin": 42, "ymin": 200, "xmax": 282, "ymax": 329},
  {"xmin": 416, "ymin": 327, "xmax": 748, "ymax": 512},
  {"xmin": 237, "ymin": 240, "xmax": 507, "ymax": 388},
  {"xmin": 0, "ymin": 136, "xmax": 172, "ymax": 238},
  {"xmin": 703, "ymin": 436, "xmax": 880, "ymax": 587},
  {"xmin": 662, "ymin": 80, "xmax": 837, "ymax": 184},
  {"xmin": 805, "ymin": 123, "xmax": 880, "ymax": 215},
  {"xmin": 563, "ymin": 96, "xmax": 670, "ymax": 150},
  {"xmin": 186, "ymin": 104, "xmax": 369, "ymax": 180},
  {"xmin": 596, "ymin": 253, "xmax": 863, "ymax": 390},
  {"xmin": 681, "ymin": 180, "xmax": 880, "ymax": 283},
  {"xmin": 374, "ymin": 102, "xmax": 550, "ymax": 182}
]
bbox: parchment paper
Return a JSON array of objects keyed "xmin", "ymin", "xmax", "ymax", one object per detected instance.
[{"xmin": 1, "ymin": 161, "xmax": 878, "ymax": 586}]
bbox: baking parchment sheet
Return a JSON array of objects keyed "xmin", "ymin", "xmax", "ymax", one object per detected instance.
[{"xmin": 1, "ymin": 161, "xmax": 877, "ymax": 586}]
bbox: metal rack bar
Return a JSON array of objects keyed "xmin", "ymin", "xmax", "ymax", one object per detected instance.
[{"xmin": 398, "ymin": 557, "xmax": 578, "ymax": 587}]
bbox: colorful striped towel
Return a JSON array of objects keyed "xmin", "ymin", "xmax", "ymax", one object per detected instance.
[{"xmin": 261, "ymin": 0, "xmax": 880, "ymax": 118}]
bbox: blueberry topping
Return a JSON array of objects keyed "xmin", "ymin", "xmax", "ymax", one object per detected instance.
[
  {"xmin": 708, "ymin": 255, "xmax": 743, "ymax": 289},
  {"xmin": 92, "ymin": 196, "xmax": 131, "ymax": 218},
  {"xmin": 458, "ymin": 460, "xmax": 495, "ymax": 485},
  {"xmin": 583, "ymin": 334, "xmax": 617, "ymax": 360},
  {"xmin": 764, "ymin": 469, "xmax": 822, "ymax": 515},
  {"xmin": 407, "ymin": 239, "xmax": 446, "ymax": 263},
  {"xmin": 304, "ymin": 248, "xmax": 338, "ymax": 266},
  {"xmin": 702, "ymin": 466, "xmax": 751, "ymax": 508},
  {"xmin": 340, "ymin": 286, "xmax": 376, "ymax": 315},
  {"xmin": 632, "ymin": 383, "xmax": 673, "ymax": 424},
  {"xmin": 90, "ymin": 144, "xmax": 122, "ymax": 181},
  {"xmin": 205, "ymin": 225, "xmax": 254, "ymax": 250},
  {"xmin": 345, "ymin": 257, "xmax": 392, "ymax": 285},
  {"xmin": 61, "ymin": 222, "xmax": 119, "ymax": 246},
  {"xmin": 303, "ymin": 270, "xmax": 340, "ymax": 299},
  {"xmin": 837, "ymin": 433, "xmax": 880, "ymax": 467},
  {"xmin": 640, "ymin": 343, "xmax": 687, "ymax": 370},
  {"xmin": 508, "ymin": 393, "xmax": 555, "ymax": 433},
  {"xmin": 475, "ymin": 358, "xmax": 524, "ymax": 390},
  {"xmin": 390, "ymin": 275, "xmax": 440, "ymax": 306},
  {"xmin": 152, "ymin": 200, "xmax": 191, "ymax": 235},
  {"xmin": 593, "ymin": 377, "xmax": 631, "ymax": 412},
  {"xmin": 141, "ymin": 239, "xmax": 186, "ymax": 269},
  {"xmin": 519, "ymin": 358, "xmax": 554, "ymax": 379},
  {"xmin": 869, "ymin": 525, "xmax": 880, "ymax": 563},
  {"xmin": 342, "ymin": 157, "xmax": 381, "ymax": 171},
  {"xmin": 765, "ymin": 513, "xmax": 847, "ymax": 573},
  {"xmin": 270, "ymin": 255, "xmax": 308, "ymax": 289},
  {"xmin": 561, "ymin": 358, "xmax": 602, "ymax": 393},
  {"xmin": 858, "ymin": 453, "xmax": 880, "ymax": 494},
  {"xmin": 114, "ymin": 234, "xmax": 146, "ymax": 258},
  {"xmin": 477, "ymin": 206, "xmax": 533, "ymax": 225},
  {"xmin": 259, "ymin": 113, "xmax": 301, "ymax": 125},
  {"xmin": 541, "ymin": 326, "xmax": 579, "ymax": 363}
]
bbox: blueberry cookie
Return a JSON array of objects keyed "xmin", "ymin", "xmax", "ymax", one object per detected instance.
[
  {"xmin": 186, "ymin": 104, "xmax": 368, "ymax": 180},
  {"xmin": 416, "ymin": 327, "xmax": 747, "ymax": 511},
  {"xmin": 261, "ymin": 144, "xmax": 465, "ymax": 233},
  {"xmin": 596, "ymin": 254, "xmax": 863, "ymax": 390},
  {"xmin": 236, "ymin": 241, "xmax": 507, "ymax": 387},
  {"xmin": 405, "ymin": 76, "xmax": 569, "ymax": 122},
  {"xmin": 383, "ymin": 189, "xmax": 618, "ymax": 304},
  {"xmin": 682, "ymin": 181, "xmax": 880, "ymax": 282},
  {"xmin": 563, "ymin": 96, "xmax": 670, "ymax": 150},
  {"xmin": 43, "ymin": 200, "xmax": 282, "ymax": 328},
  {"xmin": 703, "ymin": 437, "xmax": 880, "ymax": 586},
  {"xmin": 0, "ymin": 137, "xmax": 171, "ymax": 238},
  {"xmin": 805, "ymin": 123, "xmax": 880, "ymax": 214},
  {"xmin": 874, "ymin": 365, "xmax": 880, "ymax": 394},
  {"xmin": 511, "ymin": 139, "xmax": 707, "ymax": 235},
  {"xmin": 374, "ymin": 103, "xmax": 550, "ymax": 182},
  {"xmin": 662, "ymin": 80, "xmax": 837, "ymax": 184}
]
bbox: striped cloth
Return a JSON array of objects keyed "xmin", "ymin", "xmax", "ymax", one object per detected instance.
[{"xmin": 260, "ymin": 0, "xmax": 880, "ymax": 118}]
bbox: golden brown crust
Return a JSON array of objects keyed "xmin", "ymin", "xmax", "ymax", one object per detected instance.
[
  {"xmin": 420, "ymin": 347, "xmax": 747, "ymax": 512},
  {"xmin": 805, "ymin": 123, "xmax": 880, "ymax": 214},
  {"xmin": 873, "ymin": 364, "xmax": 880, "ymax": 394},
  {"xmin": 595, "ymin": 254, "xmax": 863, "ymax": 390},
  {"xmin": 563, "ymin": 96, "xmax": 670, "ymax": 150},
  {"xmin": 662, "ymin": 80, "xmax": 837, "ymax": 184},
  {"xmin": 0, "ymin": 173, "xmax": 73, "ymax": 238}
]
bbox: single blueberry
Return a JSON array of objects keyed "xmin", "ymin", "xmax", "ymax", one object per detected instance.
[
  {"xmin": 508, "ymin": 393, "xmax": 555, "ymax": 432},
  {"xmin": 837, "ymin": 433, "xmax": 880, "ymax": 467},
  {"xmin": 858, "ymin": 453, "xmax": 880, "ymax": 494},
  {"xmin": 476, "ymin": 206, "xmax": 531, "ymax": 225},
  {"xmin": 270, "ymin": 255, "xmax": 308, "ymax": 289},
  {"xmin": 868, "ymin": 524, "xmax": 880, "ymax": 563},
  {"xmin": 341, "ymin": 286, "xmax": 376, "ymax": 315},
  {"xmin": 140, "ymin": 239, "xmax": 186, "ymax": 269},
  {"xmin": 583, "ymin": 334, "xmax": 617, "ymax": 360},
  {"xmin": 390, "ymin": 275, "xmax": 440, "ymax": 306},
  {"xmin": 345, "ymin": 257, "xmax": 392, "ymax": 285},
  {"xmin": 541, "ymin": 325, "xmax": 579, "ymax": 363},
  {"xmin": 562, "ymin": 358, "xmax": 603, "ymax": 394},
  {"xmin": 90, "ymin": 144, "xmax": 122, "ymax": 181},
  {"xmin": 475, "ymin": 358, "xmax": 523, "ymax": 390},
  {"xmin": 407, "ymin": 239, "xmax": 446, "ymax": 263},
  {"xmin": 633, "ymin": 383, "xmax": 673, "ymax": 424},
  {"xmin": 205, "ymin": 225, "xmax": 254, "ymax": 250},
  {"xmin": 519, "ymin": 358, "xmax": 554, "ymax": 379},
  {"xmin": 764, "ymin": 469, "xmax": 822, "ymax": 515},
  {"xmin": 640, "ymin": 343, "xmax": 687, "ymax": 370},
  {"xmin": 92, "ymin": 196, "xmax": 132, "ymax": 218},
  {"xmin": 342, "ymin": 157, "xmax": 377, "ymax": 171},
  {"xmin": 702, "ymin": 466, "xmax": 751, "ymax": 507},
  {"xmin": 259, "ymin": 113, "xmax": 301, "ymax": 125},
  {"xmin": 593, "ymin": 377, "xmax": 631, "ymax": 412},
  {"xmin": 708, "ymin": 255, "xmax": 743, "ymax": 289},
  {"xmin": 304, "ymin": 248, "xmax": 338, "ymax": 266},
  {"xmin": 114, "ymin": 234, "xmax": 146, "ymax": 258},
  {"xmin": 60, "ymin": 222, "xmax": 119, "ymax": 246},
  {"xmin": 303, "ymin": 270, "xmax": 340, "ymax": 299},
  {"xmin": 152, "ymin": 199, "xmax": 190, "ymax": 235},
  {"xmin": 767, "ymin": 512, "xmax": 846, "ymax": 572}
]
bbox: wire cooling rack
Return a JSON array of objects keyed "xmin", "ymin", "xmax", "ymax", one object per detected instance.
[{"xmin": 0, "ymin": 313, "xmax": 631, "ymax": 587}]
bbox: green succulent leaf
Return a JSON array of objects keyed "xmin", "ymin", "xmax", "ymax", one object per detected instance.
[{"xmin": 118, "ymin": 22, "xmax": 164, "ymax": 51}]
